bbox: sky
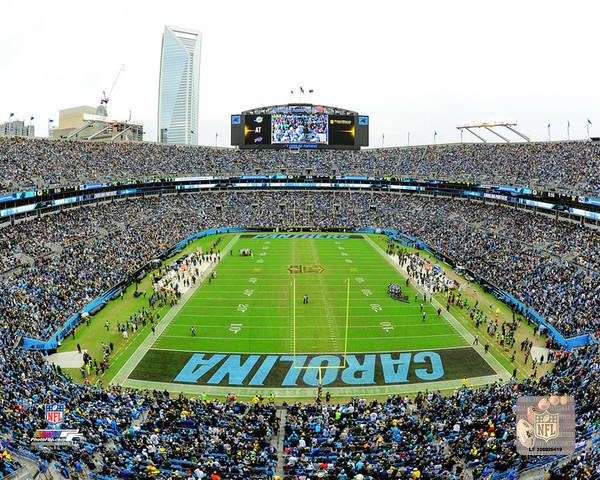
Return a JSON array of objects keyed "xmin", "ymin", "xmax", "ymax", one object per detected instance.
[{"xmin": 0, "ymin": 0, "xmax": 598, "ymax": 147}]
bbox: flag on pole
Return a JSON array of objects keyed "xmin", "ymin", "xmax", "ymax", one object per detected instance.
[
  {"xmin": 299, "ymin": 86, "xmax": 304, "ymax": 94},
  {"xmin": 48, "ymin": 119, "xmax": 54, "ymax": 123},
  {"xmin": 547, "ymin": 122, "xmax": 551, "ymax": 128},
  {"xmin": 588, "ymin": 118, "xmax": 593, "ymax": 125},
  {"xmin": 9, "ymin": 113, "xmax": 14, "ymax": 118},
  {"xmin": 30, "ymin": 116, "xmax": 34, "ymax": 121}
]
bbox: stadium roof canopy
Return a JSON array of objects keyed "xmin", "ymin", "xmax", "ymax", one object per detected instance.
[{"xmin": 241, "ymin": 103, "xmax": 358, "ymax": 115}]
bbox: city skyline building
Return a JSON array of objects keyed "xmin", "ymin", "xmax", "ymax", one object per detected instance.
[
  {"xmin": 0, "ymin": 118, "xmax": 35, "ymax": 138},
  {"xmin": 157, "ymin": 25, "xmax": 202, "ymax": 145}
]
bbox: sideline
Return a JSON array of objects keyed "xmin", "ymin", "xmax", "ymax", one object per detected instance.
[
  {"xmin": 363, "ymin": 234, "xmax": 511, "ymax": 382},
  {"xmin": 119, "ymin": 374, "xmax": 502, "ymax": 399},
  {"xmin": 110, "ymin": 234, "xmax": 241, "ymax": 385},
  {"xmin": 117, "ymin": 233, "xmax": 510, "ymax": 397}
]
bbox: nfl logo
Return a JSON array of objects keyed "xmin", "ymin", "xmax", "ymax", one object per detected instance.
[
  {"xmin": 534, "ymin": 410, "xmax": 559, "ymax": 442},
  {"xmin": 45, "ymin": 404, "xmax": 65, "ymax": 427}
]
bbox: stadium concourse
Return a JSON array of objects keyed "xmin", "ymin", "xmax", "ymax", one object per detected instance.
[{"xmin": 0, "ymin": 140, "xmax": 597, "ymax": 479}]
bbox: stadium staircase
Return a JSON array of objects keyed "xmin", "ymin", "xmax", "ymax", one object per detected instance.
[
  {"xmin": 45, "ymin": 243, "xmax": 62, "ymax": 256},
  {"xmin": 95, "ymin": 226, "xmax": 109, "ymax": 237},
  {"xmin": 15, "ymin": 254, "xmax": 33, "ymax": 269},
  {"xmin": 3, "ymin": 450, "xmax": 39, "ymax": 480},
  {"xmin": 274, "ymin": 407, "xmax": 287, "ymax": 478}
]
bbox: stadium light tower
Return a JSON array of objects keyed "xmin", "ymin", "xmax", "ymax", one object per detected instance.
[{"xmin": 456, "ymin": 121, "xmax": 531, "ymax": 143}]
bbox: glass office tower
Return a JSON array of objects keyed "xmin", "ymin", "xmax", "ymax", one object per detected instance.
[{"xmin": 157, "ymin": 26, "xmax": 202, "ymax": 145}]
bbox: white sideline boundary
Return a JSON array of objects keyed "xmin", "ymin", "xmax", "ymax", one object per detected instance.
[
  {"xmin": 114, "ymin": 233, "xmax": 511, "ymax": 396},
  {"xmin": 363, "ymin": 235, "xmax": 511, "ymax": 382},
  {"xmin": 110, "ymin": 234, "xmax": 241, "ymax": 385}
]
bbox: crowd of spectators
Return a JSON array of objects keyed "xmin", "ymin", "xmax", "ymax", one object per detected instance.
[
  {"xmin": 0, "ymin": 447, "xmax": 20, "ymax": 478},
  {"xmin": 0, "ymin": 343, "xmax": 277, "ymax": 479},
  {"xmin": 0, "ymin": 189, "xmax": 598, "ymax": 478},
  {"xmin": 283, "ymin": 343, "xmax": 599, "ymax": 479},
  {"xmin": 0, "ymin": 334, "xmax": 597, "ymax": 479},
  {"xmin": 0, "ymin": 191, "xmax": 598, "ymax": 344},
  {"xmin": 0, "ymin": 137, "xmax": 598, "ymax": 195}
]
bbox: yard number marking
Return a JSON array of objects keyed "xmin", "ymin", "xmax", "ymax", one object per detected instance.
[
  {"xmin": 229, "ymin": 323, "xmax": 243, "ymax": 333},
  {"xmin": 380, "ymin": 322, "xmax": 394, "ymax": 332}
]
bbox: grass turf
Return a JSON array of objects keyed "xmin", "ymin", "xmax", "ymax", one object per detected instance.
[
  {"xmin": 60, "ymin": 231, "xmax": 549, "ymax": 396},
  {"xmin": 152, "ymin": 234, "xmax": 466, "ymax": 354},
  {"xmin": 58, "ymin": 233, "xmax": 233, "ymax": 383}
]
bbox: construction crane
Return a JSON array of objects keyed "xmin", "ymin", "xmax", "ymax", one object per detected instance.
[
  {"xmin": 100, "ymin": 64, "xmax": 125, "ymax": 107},
  {"xmin": 68, "ymin": 64, "xmax": 127, "ymax": 139}
]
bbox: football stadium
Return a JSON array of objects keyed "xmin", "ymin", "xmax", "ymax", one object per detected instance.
[{"xmin": 0, "ymin": 2, "xmax": 599, "ymax": 480}]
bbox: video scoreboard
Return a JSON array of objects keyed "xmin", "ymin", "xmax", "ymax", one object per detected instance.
[{"xmin": 231, "ymin": 104, "xmax": 368, "ymax": 150}]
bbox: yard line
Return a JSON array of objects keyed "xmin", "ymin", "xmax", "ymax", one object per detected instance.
[
  {"xmin": 182, "ymin": 296, "xmax": 432, "ymax": 302},
  {"xmin": 148, "ymin": 345, "xmax": 475, "ymax": 354},
  {"xmin": 157, "ymin": 333, "xmax": 463, "ymax": 341},
  {"xmin": 176, "ymin": 312, "xmax": 436, "ymax": 317},
  {"xmin": 168, "ymin": 323, "xmax": 451, "ymax": 329},
  {"xmin": 180, "ymin": 305, "xmax": 435, "ymax": 310}
]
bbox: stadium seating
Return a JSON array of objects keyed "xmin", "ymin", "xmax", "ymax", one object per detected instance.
[
  {"xmin": 0, "ymin": 137, "xmax": 598, "ymax": 195},
  {"xmin": 1, "ymin": 193, "xmax": 597, "ymax": 342},
  {"xmin": 0, "ymin": 139, "xmax": 598, "ymax": 479}
]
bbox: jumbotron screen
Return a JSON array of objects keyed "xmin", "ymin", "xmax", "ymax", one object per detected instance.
[
  {"xmin": 231, "ymin": 105, "xmax": 369, "ymax": 150},
  {"xmin": 272, "ymin": 113, "xmax": 328, "ymax": 144}
]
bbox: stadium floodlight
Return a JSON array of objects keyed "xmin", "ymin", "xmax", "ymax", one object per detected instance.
[{"xmin": 457, "ymin": 120, "xmax": 531, "ymax": 143}]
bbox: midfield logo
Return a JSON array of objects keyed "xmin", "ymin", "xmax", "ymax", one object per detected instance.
[{"xmin": 288, "ymin": 264, "xmax": 325, "ymax": 274}]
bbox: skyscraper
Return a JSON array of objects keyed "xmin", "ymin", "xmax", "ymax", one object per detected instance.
[{"xmin": 157, "ymin": 26, "xmax": 202, "ymax": 145}]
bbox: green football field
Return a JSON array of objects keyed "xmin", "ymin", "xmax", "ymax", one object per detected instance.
[
  {"xmin": 155, "ymin": 234, "xmax": 464, "ymax": 353},
  {"xmin": 112, "ymin": 233, "xmax": 506, "ymax": 396}
]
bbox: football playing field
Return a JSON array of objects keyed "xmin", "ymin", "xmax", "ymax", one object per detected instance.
[{"xmin": 113, "ymin": 233, "xmax": 508, "ymax": 397}]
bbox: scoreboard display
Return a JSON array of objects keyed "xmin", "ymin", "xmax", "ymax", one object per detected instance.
[
  {"xmin": 231, "ymin": 105, "xmax": 368, "ymax": 150},
  {"xmin": 244, "ymin": 115, "xmax": 270, "ymax": 146}
]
